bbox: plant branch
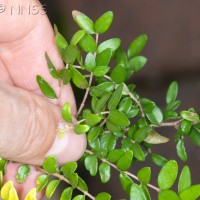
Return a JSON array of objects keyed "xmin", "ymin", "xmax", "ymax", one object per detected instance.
[
  {"xmin": 37, "ymin": 167, "xmax": 95, "ymax": 200},
  {"xmin": 128, "ymin": 92, "xmax": 145, "ymax": 118},
  {"xmin": 85, "ymin": 150, "xmax": 161, "ymax": 192},
  {"xmin": 76, "ymin": 34, "xmax": 99, "ymax": 117},
  {"xmin": 151, "ymin": 119, "xmax": 182, "ymax": 128},
  {"xmin": 76, "ymin": 72, "xmax": 93, "ymax": 117}
]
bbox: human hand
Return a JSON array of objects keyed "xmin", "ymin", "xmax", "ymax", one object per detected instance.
[{"xmin": 0, "ymin": 0, "xmax": 86, "ymax": 199}]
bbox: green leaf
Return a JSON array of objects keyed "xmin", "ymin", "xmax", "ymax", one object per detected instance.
[
  {"xmin": 108, "ymin": 84, "xmax": 123, "ymax": 110},
  {"xmin": 119, "ymin": 172, "xmax": 134, "ymax": 194},
  {"xmin": 178, "ymin": 166, "xmax": 191, "ymax": 194},
  {"xmin": 93, "ymin": 149, "xmax": 108, "ymax": 159},
  {"xmin": 46, "ymin": 180, "xmax": 60, "ymax": 199},
  {"xmin": 62, "ymin": 162, "xmax": 77, "ymax": 179},
  {"xmin": 78, "ymin": 177, "xmax": 88, "ymax": 192},
  {"xmin": 45, "ymin": 53, "xmax": 60, "ymax": 79},
  {"xmin": 96, "ymin": 48, "xmax": 112, "ymax": 66},
  {"xmin": 72, "ymin": 195, "xmax": 85, "ymax": 200},
  {"xmin": 180, "ymin": 120, "xmax": 192, "ymax": 135},
  {"xmin": 69, "ymin": 173, "xmax": 79, "ymax": 189},
  {"xmin": 179, "ymin": 184, "xmax": 200, "ymax": 200},
  {"xmin": 85, "ymin": 114, "xmax": 101, "ymax": 127},
  {"xmin": 180, "ymin": 111, "xmax": 199, "ymax": 122},
  {"xmin": 165, "ymin": 100, "xmax": 181, "ymax": 112},
  {"xmin": 158, "ymin": 190, "xmax": 180, "ymax": 200},
  {"xmin": 164, "ymin": 111, "xmax": 179, "ymax": 120},
  {"xmin": 63, "ymin": 45, "xmax": 79, "ymax": 64},
  {"xmin": 118, "ymin": 97, "xmax": 132, "ymax": 114},
  {"xmin": 130, "ymin": 183, "xmax": 147, "ymax": 200},
  {"xmin": 36, "ymin": 174, "xmax": 49, "ymax": 193},
  {"xmin": 144, "ymin": 130, "xmax": 169, "ymax": 144},
  {"xmin": 140, "ymin": 98, "xmax": 156, "ymax": 114},
  {"xmin": 128, "ymin": 56, "xmax": 147, "ymax": 72},
  {"xmin": 110, "ymin": 65, "xmax": 126, "ymax": 84},
  {"xmin": 55, "ymin": 29, "xmax": 68, "ymax": 49},
  {"xmin": 100, "ymin": 134, "xmax": 117, "ymax": 151},
  {"xmin": 60, "ymin": 187, "xmax": 73, "ymax": 200},
  {"xmin": 36, "ymin": 75, "xmax": 57, "ymax": 99},
  {"xmin": 166, "ymin": 81, "xmax": 178, "ymax": 104},
  {"xmin": 176, "ymin": 139, "xmax": 187, "ymax": 161},
  {"xmin": 88, "ymin": 126, "xmax": 103, "ymax": 143},
  {"xmin": 84, "ymin": 155, "xmax": 98, "ymax": 176},
  {"xmin": 106, "ymin": 120, "xmax": 121, "ymax": 132},
  {"xmin": 16, "ymin": 165, "xmax": 30, "ymax": 184},
  {"xmin": 93, "ymin": 66, "xmax": 110, "ymax": 77},
  {"xmin": 43, "ymin": 156, "xmax": 58, "ymax": 173},
  {"xmin": 72, "ymin": 10, "xmax": 94, "ymax": 34},
  {"xmin": 189, "ymin": 125, "xmax": 200, "ymax": 146},
  {"xmin": 158, "ymin": 160, "xmax": 178, "ymax": 190},
  {"xmin": 109, "ymin": 109, "xmax": 130, "ymax": 127},
  {"xmin": 146, "ymin": 105, "xmax": 163, "ymax": 125},
  {"xmin": 114, "ymin": 47, "xmax": 128, "ymax": 67},
  {"xmin": 95, "ymin": 192, "xmax": 111, "ymax": 200},
  {"xmin": 137, "ymin": 167, "xmax": 151, "ymax": 185},
  {"xmin": 85, "ymin": 53, "xmax": 96, "ymax": 72},
  {"xmin": 107, "ymin": 149, "xmax": 125, "ymax": 162},
  {"xmin": 150, "ymin": 153, "xmax": 168, "ymax": 167},
  {"xmin": 70, "ymin": 66, "xmax": 89, "ymax": 89},
  {"xmin": 96, "ymin": 82, "xmax": 115, "ymax": 92},
  {"xmin": 132, "ymin": 126, "xmax": 152, "ymax": 143},
  {"xmin": 141, "ymin": 184, "xmax": 151, "ymax": 200},
  {"xmin": 74, "ymin": 124, "xmax": 90, "ymax": 134},
  {"xmin": 121, "ymin": 138, "xmax": 132, "ymax": 151},
  {"xmin": 88, "ymin": 144, "xmax": 100, "ymax": 155},
  {"xmin": 0, "ymin": 171, "xmax": 3, "ymax": 190},
  {"xmin": 99, "ymin": 162, "xmax": 111, "ymax": 183},
  {"xmin": 128, "ymin": 34, "xmax": 148, "ymax": 58},
  {"xmin": 131, "ymin": 143, "xmax": 145, "ymax": 161},
  {"xmin": 90, "ymin": 87, "xmax": 108, "ymax": 97},
  {"xmin": 97, "ymin": 38, "xmax": 121, "ymax": 54},
  {"xmin": 62, "ymin": 103, "xmax": 73, "ymax": 123},
  {"xmin": 71, "ymin": 30, "xmax": 85, "ymax": 45},
  {"xmin": 94, "ymin": 11, "xmax": 113, "ymax": 34},
  {"xmin": 0, "ymin": 158, "xmax": 7, "ymax": 175},
  {"xmin": 127, "ymin": 105, "xmax": 140, "ymax": 118},
  {"xmin": 79, "ymin": 33, "xmax": 97, "ymax": 53},
  {"xmin": 96, "ymin": 92, "xmax": 111, "ymax": 113},
  {"xmin": 59, "ymin": 68, "xmax": 71, "ymax": 84},
  {"xmin": 117, "ymin": 150, "xmax": 133, "ymax": 171}
]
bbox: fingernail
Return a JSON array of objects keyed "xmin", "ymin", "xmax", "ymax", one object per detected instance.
[{"xmin": 45, "ymin": 121, "xmax": 87, "ymax": 165}]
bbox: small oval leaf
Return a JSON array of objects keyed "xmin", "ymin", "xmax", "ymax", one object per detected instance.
[
  {"xmin": 36, "ymin": 75, "xmax": 57, "ymax": 99},
  {"xmin": 158, "ymin": 160, "xmax": 178, "ymax": 190}
]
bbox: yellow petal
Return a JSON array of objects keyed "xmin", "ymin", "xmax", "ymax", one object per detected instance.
[
  {"xmin": 8, "ymin": 186, "xmax": 19, "ymax": 200},
  {"xmin": 25, "ymin": 188, "xmax": 37, "ymax": 200},
  {"xmin": 1, "ymin": 181, "xmax": 13, "ymax": 200}
]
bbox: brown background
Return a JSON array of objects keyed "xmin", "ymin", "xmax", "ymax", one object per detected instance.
[{"xmin": 41, "ymin": 0, "xmax": 200, "ymax": 199}]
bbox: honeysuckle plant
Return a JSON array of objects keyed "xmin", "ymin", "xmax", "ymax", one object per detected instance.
[{"xmin": 1, "ymin": 10, "xmax": 200, "ymax": 200}]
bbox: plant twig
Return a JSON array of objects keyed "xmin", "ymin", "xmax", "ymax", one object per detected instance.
[
  {"xmin": 76, "ymin": 34, "xmax": 99, "ymax": 117},
  {"xmin": 76, "ymin": 73, "xmax": 94, "ymax": 117},
  {"xmin": 85, "ymin": 150, "xmax": 161, "ymax": 193},
  {"xmin": 128, "ymin": 92, "xmax": 145, "ymax": 118},
  {"xmin": 151, "ymin": 119, "xmax": 182, "ymax": 128},
  {"xmin": 37, "ymin": 167, "xmax": 95, "ymax": 200}
]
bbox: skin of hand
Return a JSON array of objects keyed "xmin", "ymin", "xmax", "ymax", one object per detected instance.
[{"xmin": 0, "ymin": 0, "xmax": 86, "ymax": 199}]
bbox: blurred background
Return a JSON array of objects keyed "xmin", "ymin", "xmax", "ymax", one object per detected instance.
[{"xmin": 41, "ymin": 0, "xmax": 200, "ymax": 199}]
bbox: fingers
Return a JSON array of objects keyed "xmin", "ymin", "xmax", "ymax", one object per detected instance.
[
  {"xmin": 4, "ymin": 162, "xmax": 44, "ymax": 200},
  {"xmin": 0, "ymin": 82, "xmax": 86, "ymax": 166},
  {"xmin": 0, "ymin": 0, "xmax": 76, "ymax": 111}
]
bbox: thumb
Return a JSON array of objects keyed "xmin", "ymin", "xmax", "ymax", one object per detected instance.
[{"xmin": 0, "ymin": 82, "xmax": 86, "ymax": 166}]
